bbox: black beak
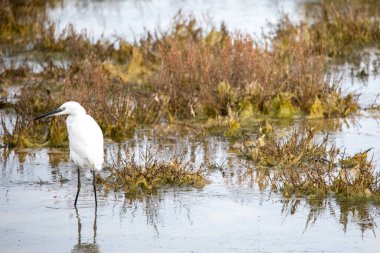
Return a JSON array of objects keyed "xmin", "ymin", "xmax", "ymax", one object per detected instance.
[{"xmin": 34, "ymin": 108, "xmax": 64, "ymax": 120}]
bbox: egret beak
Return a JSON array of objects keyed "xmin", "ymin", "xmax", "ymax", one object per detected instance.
[{"xmin": 34, "ymin": 107, "xmax": 64, "ymax": 120}]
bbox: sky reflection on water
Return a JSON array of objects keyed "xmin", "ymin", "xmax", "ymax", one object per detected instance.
[{"xmin": 1, "ymin": 128, "xmax": 379, "ymax": 252}]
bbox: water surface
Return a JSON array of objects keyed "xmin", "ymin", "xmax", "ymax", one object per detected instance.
[
  {"xmin": 1, "ymin": 125, "xmax": 379, "ymax": 253},
  {"xmin": 48, "ymin": 0, "xmax": 311, "ymax": 40}
]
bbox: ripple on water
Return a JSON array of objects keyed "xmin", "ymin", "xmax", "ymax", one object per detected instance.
[{"xmin": 0, "ymin": 127, "xmax": 379, "ymax": 252}]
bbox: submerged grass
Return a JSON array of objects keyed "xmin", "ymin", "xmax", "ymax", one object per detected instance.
[
  {"xmin": 236, "ymin": 128, "xmax": 380, "ymax": 201},
  {"xmin": 97, "ymin": 148, "xmax": 208, "ymax": 198}
]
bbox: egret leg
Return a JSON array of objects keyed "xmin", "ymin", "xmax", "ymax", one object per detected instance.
[
  {"xmin": 93, "ymin": 205, "xmax": 97, "ymax": 243},
  {"xmin": 92, "ymin": 170, "xmax": 98, "ymax": 207},
  {"xmin": 74, "ymin": 167, "xmax": 81, "ymax": 207},
  {"xmin": 75, "ymin": 207, "xmax": 82, "ymax": 245}
]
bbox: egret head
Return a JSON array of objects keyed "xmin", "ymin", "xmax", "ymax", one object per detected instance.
[{"xmin": 34, "ymin": 101, "xmax": 86, "ymax": 120}]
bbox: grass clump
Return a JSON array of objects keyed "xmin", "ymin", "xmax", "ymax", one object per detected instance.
[
  {"xmin": 98, "ymin": 149, "xmax": 208, "ymax": 198},
  {"xmin": 273, "ymin": 0, "xmax": 380, "ymax": 62},
  {"xmin": 237, "ymin": 128, "xmax": 380, "ymax": 200},
  {"xmin": 154, "ymin": 28, "xmax": 358, "ymax": 120}
]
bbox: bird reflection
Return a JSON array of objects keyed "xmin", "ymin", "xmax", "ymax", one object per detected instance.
[{"xmin": 71, "ymin": 208, "xmax": 100, "ymax": 253}]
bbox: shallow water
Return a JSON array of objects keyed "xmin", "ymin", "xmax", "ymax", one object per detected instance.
[
  {"xmin": 48, "ymin": 0, "xmax": 311, "ymax": 41},
  {"xmin": 2, "ymin": 0, "xmax": 380, "ymax": 252},
  {"xmin": 338, "ymin": 50, "xmax": 380, "ymax": 108},
  {"xmin": 1, "ymin": 122, "xmax": 380, "ymax": 253}
]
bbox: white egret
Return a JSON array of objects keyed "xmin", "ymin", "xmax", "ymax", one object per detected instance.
[{"xmin": 35, "ymin": 101, "xmax": 104, "ymax": 207}]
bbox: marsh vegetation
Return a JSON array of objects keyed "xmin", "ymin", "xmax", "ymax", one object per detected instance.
[
  {"xmin": 1, "ymin": 2, "xmax": 380, "ymax": 249},
  {"xmin": 3, "ymin": 0, "xmax": 380, "ymax": 148},
  {"xmin": 98, "ymin": 146, "xmax": 207, "ymax": 198},
  {"xmin": 236, "ymin": 128, "xmax": 380, "ymax": 201}
]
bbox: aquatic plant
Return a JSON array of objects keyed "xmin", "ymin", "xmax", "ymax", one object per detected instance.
[
  {"xmin": 272, "ymin": 0, "xmax": 380, "ymax": 62},
  {"xmin": 153, "ymin": 17, "xmax": 358, "ymax": 120},
  {"xmin": 236, "ymin": 128, "xmax": 380, "ymax": 200},
  {"xmin": 0, "ymin": 1, "xmax": 369, "ymax": 147},
  {"xmin": 97, "ymin": 148, "xmax": 208, "ymax": 198}
]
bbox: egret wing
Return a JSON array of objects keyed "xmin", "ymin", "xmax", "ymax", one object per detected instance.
[{"xmin": 67, "ymin": 115, "xmax": 104, "ymax": 170}]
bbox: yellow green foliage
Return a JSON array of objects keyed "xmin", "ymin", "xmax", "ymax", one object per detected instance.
[
  {"xmin": 266, "ymin": 93, "xmax": 296, "ymax": 118},
  {"xmin": 204, "ymin": 30, "xmax": 226, "ymax": 47},
  {"xmin": 238, "ymin": 100, "xmax": 258, "ymax": 123},
  {"xmin": 46, "ymin": 120, "xmax": 68, "ymax": 147},
  {"xmin": 98, "ymin": 151, "xmax": 208, "ymax": 198},
  {"xmin": 125, "ymin": 48, "xmax": 151, "ymax": 83},
  {"xmin": 102, "ymin": 61, "xmax": 130, "ymax": 83},
  {"xmin": 224, "ymin": 114, "xmax": 241, "ymax": 137},
  {"xmin": 259, "ymin": 120, "xmax": 273, "ymax": 135},
  {"xmin": 309, "ymin": 97, "xmax": 324, "ymax": 118},
  {"xmin": 273, "ymin": 0, "xmax": 380, "ymax": 60},
  {"xmin": 112, "ymin": 40, "xmax": 133, "ymax": 63},
  {"xmin": 103, "ymin": 47, "xmax": 152, "ymax": 84},
  {"xmin": 217, "ymin": 81, "xmax": 236, "ymax": 110},
  {"xmin": 237, "ymin": 128, "xmax": 380, "ymax": 200}
]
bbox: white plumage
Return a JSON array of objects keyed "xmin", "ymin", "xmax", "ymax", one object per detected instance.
[
  {"xmin": 66, "ymin": 105, "xmax": 104, "ymax": 171},
  {"xmin": 35, "ymin": 101, "xmax": 103, "ymax": 207}
]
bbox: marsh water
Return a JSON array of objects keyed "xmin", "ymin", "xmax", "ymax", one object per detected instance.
[
  {"xmin": 2, "ymin": 0, "xmax": 380, "ymax": 252},
  {"xmin": 2, "ymin": 117, "xmax": 380, "ymax": 253},
  {"xmin": 49, "ymin": 0, "xmax": 308, "ymax": 41}
]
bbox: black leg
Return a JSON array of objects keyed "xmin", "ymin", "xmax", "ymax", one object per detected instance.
[
  {"xmin": 75, "ymin": 207, "xmax": 82, "ymax": 245},
  {"xmin": 93, "ymin": 205, "xmax": 97, "ymax": 243},
  {"xmin": 92, "ymin": 170, "xmax": 98, "ymax": 207},
  {"xmin": 74, "ymin": 167, "xmax": 81, "ymax": 207}
]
